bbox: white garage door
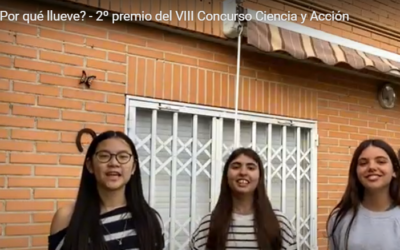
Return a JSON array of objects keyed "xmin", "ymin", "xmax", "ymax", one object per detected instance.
[{"xmin": 126, "ymin": 97, "xmax": 318, "ymax": 250}]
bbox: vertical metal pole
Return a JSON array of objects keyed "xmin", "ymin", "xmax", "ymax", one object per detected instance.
[{"xmin": 233, "ymin": 24, "xmax": 243, "ymax": 148}]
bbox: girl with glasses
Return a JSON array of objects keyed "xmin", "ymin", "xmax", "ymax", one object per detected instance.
[
  {"xmin": 48, "ymin": 129, "xmax": 164, "ymax": 250},
  {"xmin": 189, "ymin": 147, "xmax": 296, "ymax": 250}
]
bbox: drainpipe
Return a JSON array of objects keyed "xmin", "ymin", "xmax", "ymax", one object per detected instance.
[
  {"xmin": 233, "ymin": 0, "xmax": 244, "ymax": 148},
  {"xmin": 233, "ymin": 24, "xmax": 243, "ymax": 148}
]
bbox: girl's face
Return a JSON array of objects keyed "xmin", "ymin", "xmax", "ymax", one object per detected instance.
[
  {"xmin": 87, "ymin": 138, "xmax": 135, "ymax": 191},
  {"xmin": 227, "ymin": 154, "xmax": 260, "ymax": 195},
  {"xmin": 356, "ymin": 145, "xmax": 396, "ymax": 192}
]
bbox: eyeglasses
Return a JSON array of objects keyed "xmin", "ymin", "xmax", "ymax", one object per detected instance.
[{"xmin": 94, "ymin": 151, "xmax": 133, "ymax": 164}]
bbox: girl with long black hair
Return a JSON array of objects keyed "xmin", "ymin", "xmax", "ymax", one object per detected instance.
[
  {"xmin": 48, "ymin": 129, "xmax": 164, "ymax": 250},
  {"xmin": 326, "ymin": 139, "xmax": 400, "ymax": 250},
  {"xmin": 189, "ymin": 147, "xmax": 296, "ymax": 250}
]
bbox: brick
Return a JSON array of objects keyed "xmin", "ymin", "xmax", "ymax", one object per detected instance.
[
  {"xmin": 85, "ymin": 102, "xmax": 125, "ymax": 114},
  {"xmin": 0, "ymin": 236, "xmax": 30, "ymax": 248},
  {"xmin": 39, "ymin": 74, "xmax": 80, "ymax": 88},
  {"xmin": 5, "ymin": 224, "xmax": 49, "ymax": 236},
  {"xmin": 34, "ymin": 166, "xmax": 81, "ymax": 177},
  {"xmin": 58, "ymin": 178, "xmax": 80, "ymax": 188},
  {"xmin": 8, "ymin": 177, "xmax": 56, "ymax": 188},
  {"xmin": 32, "ymin": 235, "xmax": 48, "ymax": 246},
  {"xmin": 106, "ymin": 94, "xmax": 125, "ymax": 104},
  {"xmin": 40, "ymin": 28, "xmax": 85, "ymax": 43},
  {"xmin": 0, "ymin": 92, "xmax": 35, "ymax": 104},
  {"xmin": 36, "ymin": 142, "xmax": 77, "ymax": 154},
  {"xmin": 10, "ymin": 153, "xmax": 58, "ymax": 164},
  {"xmin": 38, "ymin": 96, "xmax": 83, "ymax": 110},
  {"xmin": 0, "ymin": 103, "xmax": 9, "ymax": 114},
  {"xmin": 40, "ymin": 51, "xmax": 84, "ymax": 66},
  {"xmin": 64, "ymin": 43, "xmax": 107, "ymax": 59},
  {"xmin": 0, "ymin": 116, "xmax": 35, "ymax": 128},
  {"xmin": 0, "ymin": 43, "xmax": 37, "ymax": 58},
  {"xmin": 86, "ymin": 37, "xmax": 126, "ymax": 52},
  {"xmin": 87, "ymin": 59, "xmax": 126, "ymax": 73},
  {"xmin": 37, "ymin": 120, "xmax": 82, "ymax": 132},
  {"xmin": 59, "ymin": 155, "xmax": 84, "ymax": 166},
  {"xmin": 0, "ymin": 141, "xmax": 34, "ymax": 152},
  {"xmin": 16, "ymin": 35, "xmax": 63, "ymax": 51},
  {"xmin": 62, "ymin": 110, "xmax": 105, "ymax": 122},
  {"xmin": 65, "ymin": 22, "xmax": 107, "ymax": 38},
  {"xmin": 0, "ymin": 55, "xmax": 12, "ymax": 67},
  {"xmin": 0, "ymin": 214, "xmax": 30, "ymax": 223},
  {"xmin": 6, "ymin": 201, "xmax": 54, "ymax": 211},
  {"xmin": 62, "ymin": 89, "xmax": 105, "ymax": 103},
  {"xmin": 108, "ymin": 52, "xmax": 126, "ymax": 63},
  {"xmin": 0, "ymin": 79, "xmax": 9, "ymax": 90},
  {"xmin": 106, "ymin": 115, "xmax": 125, "ymax": 125},
  {"xmin": 12, "ymin": 105, "xmax": 60, "ymax": 119},
  {"xmin": 108, "ymin": 32, "xmax": 146, "ymax": 46},
  {"xmin": 0, "ymin": 31, "xmax": 14, "ymax": 42},
  {"xmin": 13, "ymin": 82, "xmax": 60, "ymax": 97},
  {"xmin": 0, "ymin": 128, "xmax": 8, "ymax": 138},
  {"xmin": 0, "ymin": 165, "xmax": 32, "ymax": 175},
  {"xmin": 0, "ymin": 21, "xmax": 37, "ymax": 35},
  {"xmin": 32, "ymin": 212, "xmax": 54, "ymax": 223},
  {"xmin": 34, "ymin": 189, "xmax": 77, "ymax": 199},
  {"xmin": 107, "ymin": 72, "xmax": 126, "ymax": 84},
  {"xmin": 11, "ymin": 129, "xmax": 59, "ymax": 141},
  {"xmin": 0, "ymin": 189, "xmax": 31, "ymax": 199},
  {"xmin": 15, "ymin": 58, "xmax": 62, "ymax": 74}
]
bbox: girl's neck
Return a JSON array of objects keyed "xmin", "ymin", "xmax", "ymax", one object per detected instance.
[
  {"xmin": 232, "ymin": 194, "xmax": 253, "ymax": 215},
  {"xmin": 362, "ymin": 191, "xmax": 392, "ymax": 212},
  {"xmin": 98, "ymin": 186, "xmax": 127, "ymax": 213}
]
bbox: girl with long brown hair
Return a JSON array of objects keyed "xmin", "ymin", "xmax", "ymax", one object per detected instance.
[
  {"xmin": 326, "ymin": 139, "xmax": 400, "ymax": 250},
  {"xmin": 189, "ymin": 147, "xmax": 296, "ymax": 250}
]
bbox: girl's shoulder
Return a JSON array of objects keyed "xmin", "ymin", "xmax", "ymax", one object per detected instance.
[
  {"xmin": 272, "ymin": 208, "xmax": 292, "ymax": 225},
  {"xmin": 48, "ymin": 203, "xmax": 75, "ymax": 250},
  {"xmin": 48, "ymin": 227, "xmax": 67, "ymax": 250}
]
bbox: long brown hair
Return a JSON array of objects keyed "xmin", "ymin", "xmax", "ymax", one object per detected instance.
[
  {"xmin": 205, "ymin": 147, "xmax": 282, "ymax": 249},
  {"xmin": 326, "ymin": 139, "xmax": 400, "ymax": 250}
]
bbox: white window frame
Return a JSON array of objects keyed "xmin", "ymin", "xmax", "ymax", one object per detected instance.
[{"xmin": 124, "ymin": 95, "xmax": 319, "ymax": 250}]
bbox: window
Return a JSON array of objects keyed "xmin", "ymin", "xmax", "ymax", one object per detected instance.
[{"xmin": 126, "ymin": 96, "xmax": 318, "ymax": 250}]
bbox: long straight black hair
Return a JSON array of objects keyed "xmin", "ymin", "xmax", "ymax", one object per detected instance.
[
  {"xmin": 205, "ymin": 147, "xmax": 282, "ymax": 249},
  {"xmin": 63, "ymin": 130, "xmax": 164, "ymax": 250},
  {"xmin": 326, "ymin": 139, "xmax": 400, "ymax": 250}
]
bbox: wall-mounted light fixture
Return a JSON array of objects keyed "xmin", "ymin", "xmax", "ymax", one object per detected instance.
[{"xmin": 377, "ymin": 83, "xmax": 396, "ymax": 109}]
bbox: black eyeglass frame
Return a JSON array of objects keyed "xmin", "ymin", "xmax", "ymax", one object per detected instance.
[{"xmin": 94, "ymin": 151, "xmax": 134, "ymax": 164}]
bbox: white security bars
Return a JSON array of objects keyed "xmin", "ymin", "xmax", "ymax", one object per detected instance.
[{"xmin": 126, "ymin": 96, "xmax": 318, "ymax": 250}]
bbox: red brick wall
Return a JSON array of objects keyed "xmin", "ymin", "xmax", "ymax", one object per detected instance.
[{"xmin": 1, "ymin": 0, "xmax": 400, "ymax": 250}]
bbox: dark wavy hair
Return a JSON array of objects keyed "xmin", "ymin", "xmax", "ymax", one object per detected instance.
[
  {"xmin": 63, "ymin": 130, "xmax": 164, "ymax": 250},
  {"xmin": 326, "ymin": 139, "xmax": 400, "ymax": 250},
  {"xmin": 205, "ymin": 147, "xmax": 282, "ymax": 249}
]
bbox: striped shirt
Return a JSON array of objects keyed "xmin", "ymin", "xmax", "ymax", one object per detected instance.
[
  {"xmin": 48, "ymin": 206, "xmax": 164, "ymax": 250},
  {"xmin": 189, "ymin": 209, "xmax": 297, "ymax": 250}
]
